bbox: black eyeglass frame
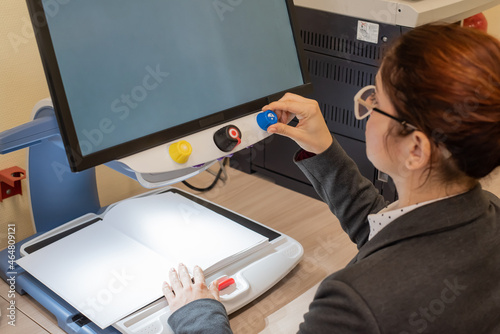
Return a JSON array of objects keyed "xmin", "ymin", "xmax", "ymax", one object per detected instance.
[{"xmin": 371, "ymin": 107, "xmax": 418, "ymax": 131}]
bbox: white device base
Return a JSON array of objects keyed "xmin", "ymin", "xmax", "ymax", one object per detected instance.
[{"xmin": 19, "ymin": 187, "xmax": 304, "ymax": 334}]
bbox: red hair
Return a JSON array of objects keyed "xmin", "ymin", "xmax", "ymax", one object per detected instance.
[{"xmin": 381, "ymin": 24, "xmax": 500, "ymax": 179}]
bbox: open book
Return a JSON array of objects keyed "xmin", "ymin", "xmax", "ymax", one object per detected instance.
[{"xmin": 17, "ymin": 190, "xmax": 269, "ymax": 329}]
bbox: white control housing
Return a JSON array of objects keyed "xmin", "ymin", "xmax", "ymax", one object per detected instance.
[
  {"xmin": 118, "ymin": 111, "xmax": 271, "ymax": 174},
  {"xmin": 294, "ymin": 0, "xmax": 500, "ymax": 27}
]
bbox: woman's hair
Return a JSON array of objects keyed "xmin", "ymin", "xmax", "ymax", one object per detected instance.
[{"xmin": 380, "ymin": 23, "xmax": 500, "ymax": 180}]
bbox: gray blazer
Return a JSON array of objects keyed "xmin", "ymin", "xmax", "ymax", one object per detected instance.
[{"xmin": 168, "ymin": 137, "xmax": 500, "ymax": 334}]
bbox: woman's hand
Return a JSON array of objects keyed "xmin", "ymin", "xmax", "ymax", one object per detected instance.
[
  {"xmin": 163, "ymin": 264, "xmax": 220, "ymax": 313},
  {"xmin": 262, "ymin": 93, "xmax": 332, "ymax": 154}
]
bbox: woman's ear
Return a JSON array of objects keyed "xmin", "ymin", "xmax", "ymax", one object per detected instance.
[{"xmin": 404, "ymin": 131, "xmax": 432, "ymax": 171}]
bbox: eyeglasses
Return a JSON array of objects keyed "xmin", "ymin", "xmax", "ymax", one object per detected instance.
[{"xmin": 354, "ymin": 85, "xmax": 418, "ymax": 131}]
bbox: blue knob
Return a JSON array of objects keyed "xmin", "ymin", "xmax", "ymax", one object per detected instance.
[{"xmin": 257, "ymin": 110, "xmax": 278, "ymax": 131}]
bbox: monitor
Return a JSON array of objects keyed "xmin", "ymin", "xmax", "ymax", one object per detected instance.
[{"xmin": 26, "ymin": 0, "xmax": 312, "ymax": 173}]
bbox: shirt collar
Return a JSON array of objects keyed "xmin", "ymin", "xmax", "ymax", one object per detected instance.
[
  {"xmin": 368, "ymin": 195, "xmax": 459, "ymax": 240},
  {"xmin": 355, "ymin": 185, "xmax": 489, "ymax": 263}
]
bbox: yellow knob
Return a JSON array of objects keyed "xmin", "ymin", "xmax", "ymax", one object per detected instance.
[{"xmin": 169, "ymin": 140, "xmax": 192, "ymax": 164}]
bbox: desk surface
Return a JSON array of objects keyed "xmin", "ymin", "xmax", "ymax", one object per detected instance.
[
  {"xmin": 0, "ymin": 165, "xmax": 363, "ymax": 333},
  {"xmin": 2, "ymin": 164, "xmax": 500, "ymax": 334}
]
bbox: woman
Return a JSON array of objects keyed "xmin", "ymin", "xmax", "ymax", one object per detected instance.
[{"xmin": 163, "ymin": 24, "xmax": 500, "ymax": 333}]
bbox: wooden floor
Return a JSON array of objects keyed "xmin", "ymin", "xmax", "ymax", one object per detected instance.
[{"xmin": 1, "ymin": 165, "xmax": 499, "ymax": 334}]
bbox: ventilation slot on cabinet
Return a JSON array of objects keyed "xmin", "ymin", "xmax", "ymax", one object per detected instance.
[
  {"xmin": 320, "ymin": 103, "xmax": 366, "ymax": 131},
  {"xmin": 307, "ymin": 58, "xmax": 375, "ymax": 87},
  {"xmin": 300, "ymin": 30, "xmax": 382, "ymax": 61}
]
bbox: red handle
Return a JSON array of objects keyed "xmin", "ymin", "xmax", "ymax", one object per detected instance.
[{"xmin": 218, "ymin": 277, "xmax": 235, "ymax": 291}]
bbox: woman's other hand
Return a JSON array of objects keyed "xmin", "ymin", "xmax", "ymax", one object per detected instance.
[
  {"xmin": 262, "ymin": 93, "xmax": 332, "ymax": 154},
  {"xmin": 163, "ymin": 264, "xmax": 220, "ymax": 313}
]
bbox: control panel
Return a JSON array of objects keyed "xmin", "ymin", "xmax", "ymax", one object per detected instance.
[{"xmin": 119, "ymin": 110, "xmax": 279, "ymax": 174}]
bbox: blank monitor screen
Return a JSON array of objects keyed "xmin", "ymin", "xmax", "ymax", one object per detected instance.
[{"xmin": 27, "ymin": 0, "xmax": 311, "ymax": 171}]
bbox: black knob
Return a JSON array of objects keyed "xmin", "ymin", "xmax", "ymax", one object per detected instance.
[{"xmin": 214, "ymin": 125, "xmax": 242, "ymax": 152}]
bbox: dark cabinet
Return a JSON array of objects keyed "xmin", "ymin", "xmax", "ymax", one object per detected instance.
[{"xmin": 232, "ymin": 7, "xmax": 403, "ymax": 201}]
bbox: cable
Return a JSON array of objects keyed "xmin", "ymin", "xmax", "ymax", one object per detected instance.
[{"xmin": 182, "ymin": 158, "xmax": 228, "ymax": 192}]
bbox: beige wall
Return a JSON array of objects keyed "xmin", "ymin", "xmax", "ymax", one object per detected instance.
[
  {"xmin": 485, "ymin": 5, "xmax": 500, "ymax": 38},
  {"xmin": 1, "ymin": 2, "xmax": 500, "ymax": 249}
]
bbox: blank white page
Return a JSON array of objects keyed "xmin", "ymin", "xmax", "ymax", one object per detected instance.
[
  {"xmin": 17, "ymin": 191, "xmax": 268, "ymax": 329},
  {"xmin": 104, "ymin": 191, "xmax": 269, "ymax": 271},
  {"xmin": 16, "ymin": 221, "xmax": 171, "ymax": 329}
]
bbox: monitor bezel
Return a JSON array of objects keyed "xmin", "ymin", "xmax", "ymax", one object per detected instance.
[{"xmin": 26, "ymin": 0, "xmax": 312, "ymax": 172}]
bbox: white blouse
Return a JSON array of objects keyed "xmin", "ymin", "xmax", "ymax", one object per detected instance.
[{"xmin": 367, "ymin": 195, "xmax": 458, "ymax": 240}]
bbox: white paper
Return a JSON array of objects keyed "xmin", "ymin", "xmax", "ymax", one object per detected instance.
[
  {"xmin": 17, "ymin": 191, "xmax": 268, "ymax": 329},
  {"xmin": 105, "ymin": 192, "xmax": 268, "ymax": 271}
]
